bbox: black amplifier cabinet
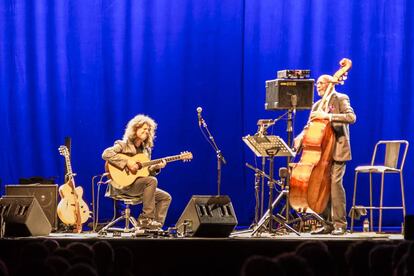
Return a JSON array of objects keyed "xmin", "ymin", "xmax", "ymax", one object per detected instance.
[{"xmin": 265, "ymin": 79, "xmax": 314, "ymax": 110}]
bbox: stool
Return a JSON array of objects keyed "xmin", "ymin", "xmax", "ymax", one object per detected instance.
[{"xmin": 350, "ymin": 140, "xmax": 409, "ymax": 233}]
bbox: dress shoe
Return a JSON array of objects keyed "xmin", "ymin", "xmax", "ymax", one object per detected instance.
[
  {"xmin": 311, "ymin": 226, "xmax": 334, "ymax": 235},
  {"xmin": 331, "ymin": 227, "xmax": 346, "ymax": 235}
]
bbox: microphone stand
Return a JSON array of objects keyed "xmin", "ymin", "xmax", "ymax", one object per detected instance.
[
  {"xmin": 284, "ymin": 94, "xmax": 298, "ymax": 223},
  {"xmin": 199, "ymin": 118, "xmax": 227, "ymax": 196}
]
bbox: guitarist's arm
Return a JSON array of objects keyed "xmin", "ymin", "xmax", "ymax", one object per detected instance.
[{"xmin": 102, "ymin": 140, "xmax": 130, "ymax": 170}]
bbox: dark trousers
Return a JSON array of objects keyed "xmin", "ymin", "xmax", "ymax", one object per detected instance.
[{"xmin": 122, "ymin": 176, "xmax": 172, "ymax": 226}]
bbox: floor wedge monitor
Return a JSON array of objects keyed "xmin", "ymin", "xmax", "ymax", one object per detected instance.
[
  {"xmin": 0, "ymin": 195, "xmax": 52, "ymax": 237},
  {"xmin": 6, "ymin": 184, "xmax": 58, "ymax": 231},
  {"xmin": 176, "ymin": 195, "xmax": 237, "ymax": 237}
]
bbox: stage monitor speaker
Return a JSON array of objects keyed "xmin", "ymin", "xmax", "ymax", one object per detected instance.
[
  {"xmin": 176, "ymin": 195, "xmax": 237, "ymax": 237},
  {"xmin": 265, "ymin": 79, "xmax": 314, "ymax": 110},
  {"xmin": 6, "ymin": 184, "xmax": 58, "ymax": 231},
  {"xmin": 0, "ymin": 196, "xmax": 52, "ymax": 237},
  {"xmin": 404, "ymin": 215, "xmax": 414, "ymax": 240}
]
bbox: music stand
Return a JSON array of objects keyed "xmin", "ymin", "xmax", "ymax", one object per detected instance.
[
  {"xmin": 243, "ymin": 135, "xmax": 295, "ymax": 158},
  {"xmin": 243, "ymin": 135, "xmax": 299, "ymax": 236}
]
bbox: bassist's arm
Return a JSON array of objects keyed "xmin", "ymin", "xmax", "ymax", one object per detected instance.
[{"xmin": 331, "ymin": 94, "xmax": 356, "ymax": 124}]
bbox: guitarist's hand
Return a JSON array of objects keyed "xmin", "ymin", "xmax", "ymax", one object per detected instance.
[
  {"xmin": 127, "ymin": 160, "xmax": 139, "ymax": 174},
  {"xmin": 150, "ymin": 160, "xmax": 167, "ymax": 171}
]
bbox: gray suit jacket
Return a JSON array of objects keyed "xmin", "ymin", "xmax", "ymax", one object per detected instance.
[
  {"xmin": 102, "ymin": 139, "xmax": 159, "ymax": 196},
  {"xmin": 298, "ymin": 91, "xmax": 356, "ymax": 161}
]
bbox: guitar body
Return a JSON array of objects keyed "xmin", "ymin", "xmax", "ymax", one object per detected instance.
[
  {"xmin": 107, "ymin": 153, "xmax": 151, "ymax": 189},
  {"xmin": 107, "ymin": 151, "xmax": 193, "ymax": 189},
  {"xmin": 57, "ymin": 181, "xmax": 90, "ymax": 225}
]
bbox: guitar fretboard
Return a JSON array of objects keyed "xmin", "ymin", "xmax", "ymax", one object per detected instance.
[{"xmin": 141, "ymin": 155, "xmax": 184, "ymax": 167}]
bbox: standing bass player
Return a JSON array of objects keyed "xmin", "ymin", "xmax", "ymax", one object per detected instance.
[
  {"xmin": 102, "ymin": 114, "xmax": 171, "ymax": 229},
  {"xmin": 294, "ymin": 74, "xmax": 356, "ymax": 235}
]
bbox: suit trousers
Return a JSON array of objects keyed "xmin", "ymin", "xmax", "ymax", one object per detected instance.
[
  {"xmin": 330, "ymin": 161, "xmax": 347, "ymax": 228},
  {"xmin": 121, "ymin": 176, "xmax": 172, "ymax": 226}
]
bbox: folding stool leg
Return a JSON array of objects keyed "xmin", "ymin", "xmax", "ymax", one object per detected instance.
[
  {"xmin": 379, "ymin": 172, "xmax": 385, "ymax": 233},
  {"xmin": 369, "ymin": 172, "xmax": 373, "ymax": 232},
  {"xmin": 351, "ymin": 171, "xmax": 359, "ymax": 232},
  {"xmin": 400, "ymin": 172, "xmax": 406, "ymax": 221}
]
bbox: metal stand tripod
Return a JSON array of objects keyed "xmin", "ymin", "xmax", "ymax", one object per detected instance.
[
  {"xmin": 251, "ymin": 154, "xmax": 299, "ymax": 236},
  {"xmin": 242, "ymin": 134, "xmax": 299, "ymax": 236}
]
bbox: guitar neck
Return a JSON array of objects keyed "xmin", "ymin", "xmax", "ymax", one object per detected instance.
[
  {"xmin": 64, "ymin": 155, "xmax": 77, "ymax": 189},
  {"xmin": 141, "ymin": 155, "xmax": 183, "ymax": 167}
]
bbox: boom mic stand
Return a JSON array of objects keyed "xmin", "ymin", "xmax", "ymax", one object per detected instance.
[
  {"xmin": 255, "ymin": 114, "xmax": 288, "ymax": 219},
  {"xmin": 283, "ymin": 94, "xmax": 298, "ymax": 224},
  {"xmin": 198, "ymin": 108, "xmax": 226, "ymax": 196},
  {"xmin": 244, "ymin": 162, "xmax": 273, "ymax": 227}
]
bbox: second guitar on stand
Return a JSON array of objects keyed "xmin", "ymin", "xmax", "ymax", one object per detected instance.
[{"xmin": 57, "ymin": 145, "xmax": 90, "ymax": 233}]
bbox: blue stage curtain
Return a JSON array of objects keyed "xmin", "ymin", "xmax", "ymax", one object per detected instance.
[{"xmin": 0, "ymin": 0, "xmax": 412, "ymax": 227}]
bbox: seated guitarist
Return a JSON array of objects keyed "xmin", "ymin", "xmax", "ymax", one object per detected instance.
[{"xmin": 102, "ymin": 114, "xmax": 171, "ymax": 229}]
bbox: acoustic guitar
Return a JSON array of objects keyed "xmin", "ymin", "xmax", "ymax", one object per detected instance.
[
  {"xmin": 106, "ymin": 151, "xmax": 193, "ymax": 189},
  {"xmin": 57, "ymin": 146, "xmax": 90, "ymax": 233}
]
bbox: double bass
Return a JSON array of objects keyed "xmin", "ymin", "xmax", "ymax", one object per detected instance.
[
  {"xmin": 57, "ymin": 146, "xmax": 90, "ymax": 233},
  {"xmin": 289, "ymin": 58, "xmax": 352, "ymax": 214}
]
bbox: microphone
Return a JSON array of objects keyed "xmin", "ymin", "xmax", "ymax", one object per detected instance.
[
  {"xmin": 257, "ymin": 119, "xmax": 275, "ymax": 126},
  {"xmin": 291, "ymin": 94, "xmax": 297, "ymax": 114},
  {"xmin": 197, "ymin": 107, "xmax": 203, "ymax": 126}
]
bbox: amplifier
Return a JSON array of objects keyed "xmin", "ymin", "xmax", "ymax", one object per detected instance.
[
  {"xmin": 277, "ymin": 69, "xmax": 311, "ymax": 79},
  {"xmin": 265, "ymin": 79, "xmax": 314, "ymax": 110}
]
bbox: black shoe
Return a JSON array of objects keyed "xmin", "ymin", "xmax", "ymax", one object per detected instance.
[
  {"xmin": 311, "ymin": 226, "xmax": 334, "ymax": 235},
  {"xmin": 331, "ymin": 227, "xmax": 346, "ymax": 235}
]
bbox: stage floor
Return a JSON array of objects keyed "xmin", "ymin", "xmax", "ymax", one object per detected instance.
[
  {"xmin": 36, "ymin": 230, "xmax": 402, "ymax": 241},
  {"xmin": 0, "ymin": 229, "xmax": 405, "ymax": 276}
]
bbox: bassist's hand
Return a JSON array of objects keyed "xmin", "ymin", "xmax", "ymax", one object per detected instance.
[
  {"xmin": 310, "ymin": 110, "xmax": 330, "ymax": 121},
  {"xmin": 127, "ymin": 160, "xmax": 139, "ymax": 174}
]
